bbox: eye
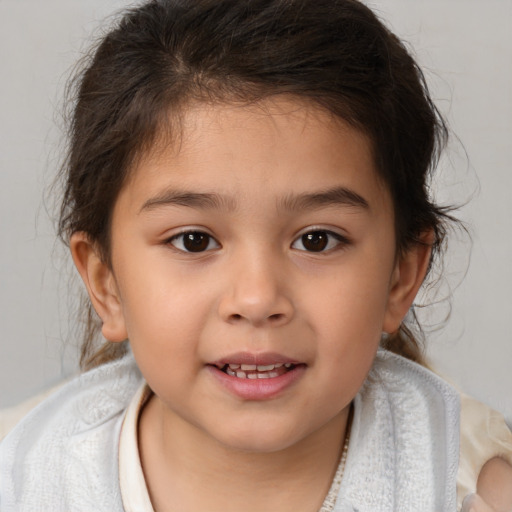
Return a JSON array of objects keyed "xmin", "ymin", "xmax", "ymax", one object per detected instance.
[
  {"xmin": 168, "ymin": 231, "xmax": 220, "ymax": 253},
  {"xmin": 291, "ymin": 230, "xmax": 348, "ymax": 253}
]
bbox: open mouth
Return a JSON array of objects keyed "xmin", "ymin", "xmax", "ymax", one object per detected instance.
[
  {"xmin": 209, "ymin": 358, "xmax": 306, "ymax": 399},
  {"xmin": 216, "ymin": 362, "xmax": 297, "ymax": 379}
]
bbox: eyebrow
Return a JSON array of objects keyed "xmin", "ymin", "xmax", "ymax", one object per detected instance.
[
  {"xmin": 278, "ymin": 186, "xmax": 369, "ymax": 212},
  {"xmin": 139, "ymin": 186, "xmax": 369, "ymax": 213},
  {"xmin": 140, "ymin": 190, "xmax": 238, "ymax": 213}
]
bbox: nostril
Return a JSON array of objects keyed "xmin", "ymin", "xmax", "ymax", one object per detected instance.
[{"xmin": 228, "ymin": 312, "xmax": 285, "ymax": 324}]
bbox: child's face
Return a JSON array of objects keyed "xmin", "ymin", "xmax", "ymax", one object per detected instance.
[{"xmin": 103, "ymin": 98, "xmax": 414, "ymax": 452}]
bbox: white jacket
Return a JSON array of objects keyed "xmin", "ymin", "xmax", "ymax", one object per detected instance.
[{"xmin": 0, "ymin": 350, "xmax": 459, "ymax": 512}]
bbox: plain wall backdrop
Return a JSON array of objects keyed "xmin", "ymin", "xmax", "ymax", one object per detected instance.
[{"xmin": 1, "ymin": 0, "xmax": 511, "ymax": 424}]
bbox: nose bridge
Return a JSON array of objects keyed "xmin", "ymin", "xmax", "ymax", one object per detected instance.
[{"xmin": 218, "ymin": 243, "xmax": 294, "ymax": 327}]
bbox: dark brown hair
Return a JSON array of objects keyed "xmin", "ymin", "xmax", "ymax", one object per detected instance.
[{"xmin": 58, "ymin": 0, "xmax": 452, "ymax": 369}]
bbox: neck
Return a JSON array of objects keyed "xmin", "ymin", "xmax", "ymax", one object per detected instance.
[{"xmin": 138, "ymin": 395, "xmax": 350, "ymax": 512}]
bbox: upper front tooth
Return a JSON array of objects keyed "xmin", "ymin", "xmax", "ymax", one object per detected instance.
[
  {"xmin": 240, "ymin": 364, "xmax": 256, "ymax": 371},
  {"xmin": 256, "ymin": 364, "xmax": 275, "ymax": 371}
]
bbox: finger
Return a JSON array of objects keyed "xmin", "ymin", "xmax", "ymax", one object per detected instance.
[
  {"xmin": 477, "ymin": 456, "xmax": 512, "ymax": 512},
  {"xmin": 461, "ymin": 493, "xmax": 496, "ymax": 512}
]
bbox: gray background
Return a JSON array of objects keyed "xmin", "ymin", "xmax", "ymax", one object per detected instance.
[{"xmin": 1, "ymin": 0, "xmax": 511, "ymax": 424}]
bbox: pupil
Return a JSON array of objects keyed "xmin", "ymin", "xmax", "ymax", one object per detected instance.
[
  {"xmin": 302, "ymin": 232, "xmax": 328, "ymax": 252},
  {"xmin": 183, "ymin": 232, "xmax": 209, "ymax": 252}
]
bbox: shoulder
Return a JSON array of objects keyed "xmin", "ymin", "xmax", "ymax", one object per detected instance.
[
  {"xmin": 0, "ymin": 379, "xmax": 73, "ymax": 441},
  {"xmin": 0, "ymin": 353, "xmax": 143, "ymax": 512},
  {"xmin": 458, "ymin": 393, "xmax": 512, "ymax": 504},
  {"xmin": 367, "ymin": 351, "xmax": 512, "ymax": 510},
  {"xmin": 338, "ymin": 350, "xmax": 460, "ymax": 511}
]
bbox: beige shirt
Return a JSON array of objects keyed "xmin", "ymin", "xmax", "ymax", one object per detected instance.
[{"xmin": 457, "ymin": 393, "xmax": 512, "ymax": 507}]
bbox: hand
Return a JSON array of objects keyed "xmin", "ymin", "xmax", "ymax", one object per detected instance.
[
  {"xmin": 462, "ymin": 493, "xmax": 502, "ymax": 512},
  {"xmin": 462, "ymin": 457, "xmax": 512, "ymax": 512}
]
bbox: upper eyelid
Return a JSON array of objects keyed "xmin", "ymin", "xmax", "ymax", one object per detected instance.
[
  {"xmin": 169, "ymin": 230, "xmax": 219, "ymax": 241},
  {"xmin": 165, "ymin": 226, "xmax": 216, "ymax": 239},
  {"xmin": 293, "ymin": 226, "xmax": 349, "ymax": 240}
]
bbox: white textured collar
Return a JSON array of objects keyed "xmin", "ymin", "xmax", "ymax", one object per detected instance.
[{"xmin": 334, "ymin": 350, "xmax": 460, "ymax": 512}]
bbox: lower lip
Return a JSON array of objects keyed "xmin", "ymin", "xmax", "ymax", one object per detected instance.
[{"xmin": 207, "ymin": 365, "xmax": 306, "ymax": 400}]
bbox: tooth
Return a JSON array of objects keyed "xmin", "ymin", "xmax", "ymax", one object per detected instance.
[
  {"xmin": 236, "ymin": 371, "xmax": 247, "ymax": 378},
  {"xmin": 229, "ymin": 364, "xmax": 240, "ymax": 370},
  {"xmin": 284, "ymin": 363, "xmax": 292, "ymax": 368},
  {"xmin": 268, "ymin": 371, "xmax": 279, "ymax": 378},
  {"xmin": 274, "ymin": 363, "xmax": 283, "ymax": 368},
  {"xmin": 247, "ymin": 373, "xmax": 258, "ymax": 379},
  {"xmin": 256, "ymin": 364, "xmax": 274, "ymax": 371},
  {"xmin": 226, "ymin": 367, "xmax": 236, "ymax": 376},
  {"xmin": 241, "ymin": 364, "xmax": 256, "ymax": 371},
  {"xmin": 257, "ymin": 373, "xmax": 270, "ymax": 379}
]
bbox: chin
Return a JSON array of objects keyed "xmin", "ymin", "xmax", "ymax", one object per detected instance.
[{"xmin": 212, "ymin": 422, "xmax": 305, "ymax": 454}]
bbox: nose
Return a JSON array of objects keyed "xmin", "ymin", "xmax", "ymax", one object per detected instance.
[{"xmin": 218, "ymin": 250, "xmax": 294, "ymax": 328}]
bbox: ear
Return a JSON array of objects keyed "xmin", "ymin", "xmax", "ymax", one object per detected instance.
[
  {"xmin": 382, "ymin": 231, "xmax": 434, "ymax": 334},
  {"xmin": 70, "ymin": 232, "xmax": 128, "ymax": 343}
]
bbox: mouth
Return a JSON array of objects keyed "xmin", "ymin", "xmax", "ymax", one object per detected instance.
[
  {"xmin": 208, "ymin": 354, "xmax": 306, "ymax": 399},
  {"xmin": 215, "ymin": 362, "xmax": 297, "ymax": 379}
]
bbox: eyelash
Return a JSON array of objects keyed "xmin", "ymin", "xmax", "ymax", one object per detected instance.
[{"xmin": 167, "ymin": 228, "xmax": 349, "ymax": 254}]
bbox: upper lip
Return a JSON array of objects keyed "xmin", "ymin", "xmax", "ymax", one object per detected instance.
[{"xmin": 210, "ymin": 352, "xmax": 301, "ymax": 367}]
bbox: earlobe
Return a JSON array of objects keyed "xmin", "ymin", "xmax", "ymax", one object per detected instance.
[
  {"xmin": 382, "ymin": 231, "xmax": 434, "ymax": 334},
  {"xmin": 70, "ymin": 232, "xmax": 128, "ymax": 343}
]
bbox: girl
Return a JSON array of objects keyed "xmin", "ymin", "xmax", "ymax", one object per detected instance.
[{"xmin": 1, "ymin": 0, "xmax": 511, "ymax": 511}]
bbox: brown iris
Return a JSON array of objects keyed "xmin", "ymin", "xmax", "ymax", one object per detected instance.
[
  {"xmin": 301, "ymin": 231, "xmax": 328, "ymax": 252},
  {"xmin": 183, "ymin": 232, "xmax": 210, "ymax": 252}
]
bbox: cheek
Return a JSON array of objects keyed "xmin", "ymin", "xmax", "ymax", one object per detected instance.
[
  {"xmin": 307, "ymin": 262, "xmax": 392, "ymax": 338},
  {"xmin": 117, "ymin": 263, "xmax": 216, "ymax": 368},
  {"xmin": 303, "ymin": 257, "xmax": 391, "ymax": 385}
]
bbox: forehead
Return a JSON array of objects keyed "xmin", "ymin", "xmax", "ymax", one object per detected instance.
[{"xmin": 120, "ymin": 97, "xmax": 391, "ymax": 216}]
